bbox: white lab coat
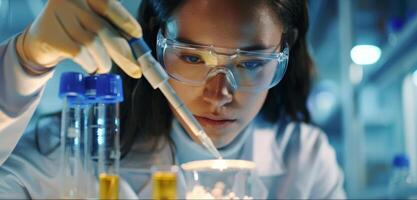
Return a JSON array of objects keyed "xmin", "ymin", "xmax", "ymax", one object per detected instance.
[{"xmin": 0, "ymin": 36, "xmax": 346, "ymax": 199}]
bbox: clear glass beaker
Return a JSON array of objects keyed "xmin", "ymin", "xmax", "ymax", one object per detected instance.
[{"xmin": 181, "ymin": 159, "xmax": 267, "ymax": 199}]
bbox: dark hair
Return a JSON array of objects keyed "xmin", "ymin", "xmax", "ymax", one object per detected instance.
[{"xmin": 117, "ymin": 0, "xmax": 314, "ymax": 157}]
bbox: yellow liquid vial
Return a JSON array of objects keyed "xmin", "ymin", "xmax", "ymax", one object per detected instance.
[
  {"xmin": 152, "ymin": 171, "xmax": 177, "ymax": 200},
  {"xmin": 99, "ymin": 173, "xmax": 119, "ymax": 200}
]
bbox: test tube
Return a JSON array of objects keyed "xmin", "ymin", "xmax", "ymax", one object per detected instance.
[
  {"xmin": 58, "ymin": 72, "xmax": 87, "ymax": 198},
  {"xmin": 151, "ymin": 166, "xmax": 178, "ymax": 200},
  {"xmin": 89, "ymin": 74, "xmax": 123, "ymax": 200},
  {"xmin": 83, "ymin": 75, "xmax": 99, "ymax": 199}
]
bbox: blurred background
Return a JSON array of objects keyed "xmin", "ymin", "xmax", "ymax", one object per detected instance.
[{"xmin": 1, "ymin": 0, "xmax": 417, "ymax": 198}]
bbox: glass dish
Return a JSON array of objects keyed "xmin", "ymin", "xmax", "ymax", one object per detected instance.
[{"xmin": 181, "ymin": 159, "xmax": 267, "ymax": 199}]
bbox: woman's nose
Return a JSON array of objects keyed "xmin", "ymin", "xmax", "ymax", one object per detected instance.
[{"xmin": 203, "ymin": 73, "xmax": 234, "ymax": 108}]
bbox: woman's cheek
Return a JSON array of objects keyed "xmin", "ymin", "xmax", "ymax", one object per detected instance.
[
  {"xmin": 168, "ymin": 79, "xmax": 204, "ymax": 105},
  {"xmin": 234, "ymin": 91, "xmax": 268, "ymax": 116}
]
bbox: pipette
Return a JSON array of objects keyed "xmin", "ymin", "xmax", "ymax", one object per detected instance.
[{"xmin": 129, "ymin": 38, "xmax": 222, "ymax": 159}]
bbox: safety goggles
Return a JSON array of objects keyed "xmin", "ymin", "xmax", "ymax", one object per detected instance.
[{"xmin": 156, "ymin": 30, "xmax": 289, "ymax": 93}]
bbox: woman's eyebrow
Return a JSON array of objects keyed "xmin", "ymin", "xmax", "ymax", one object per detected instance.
[{"xmin": 174, "ymin": 36, "xmax": 274, "ymax": 51}]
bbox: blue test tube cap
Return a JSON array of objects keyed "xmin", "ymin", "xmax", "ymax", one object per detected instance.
[
  {"xmin": 96, "ymin": 74, "xmax": 124, "ymax": 103},
  {"xmin": 387, "ymin": 17, "xmax": 404, "ymax": 33},
  {"xmin": 59, "ymin": 72, "xmax": 85, "ymax": 101},
  {"xmin": 84, "ymin": 75, "xmax": 99, "ymax": 103},
  {"xmin": 393, "ymin": 154, "xmax": 409, "ymax": 168}
]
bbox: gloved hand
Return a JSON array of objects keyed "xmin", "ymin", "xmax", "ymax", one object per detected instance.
[{"xmin": 15, "ymin": 0, "xmax": 142, "ymax": 78}]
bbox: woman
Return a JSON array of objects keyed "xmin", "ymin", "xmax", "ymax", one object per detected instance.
[{"xmin": 0, "ymin": 0, "xmax": 346, "ymax": 198}]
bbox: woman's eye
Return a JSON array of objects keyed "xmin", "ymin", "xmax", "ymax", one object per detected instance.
[
  {"xmin": 179, "ymin": 54, "xmax": 204, "ymax": 64},
  {"xmin": 238, "ymin": 60, "xmax": 265, "ymax": 70}
]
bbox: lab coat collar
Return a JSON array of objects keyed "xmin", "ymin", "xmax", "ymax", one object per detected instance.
[{"xmin": 249, "ymin": 117, "xmax": 290, "ymax": 177}]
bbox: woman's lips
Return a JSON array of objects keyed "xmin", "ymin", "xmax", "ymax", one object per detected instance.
[{"xmin": 194, "ymin": 116, "xmax": 236, "ymax": 128}]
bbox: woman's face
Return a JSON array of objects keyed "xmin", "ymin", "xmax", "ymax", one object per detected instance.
[{"xmin": 167, "ymin": 0, "xmax": 284, "ymax": 148}]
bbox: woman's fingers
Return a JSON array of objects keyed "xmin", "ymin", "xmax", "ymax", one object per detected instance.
[
  {"xmin": 73, "ymin": 47, "xmax": 99, "ymax": 74},
  {"xmin": 23, "ymin": 0, "xmax": 143, "ymax": 78},
  {"xmin": 87, "ymin": 37, "xmax": 112, "ymax": 74},
  {"xmin": 77, "ymin": 7, "xmax": 142, "ymax": 78},
  {"xmin": 98, "ymin": 27, "xmax": 142, "ymax": 78},
  {"xmin": 55, "ymin": 10, "xmax": 112, "ymax": 74},
  {"xmin": 86, "ymin": 0, "xmax": 142, "ymax": 38}
]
